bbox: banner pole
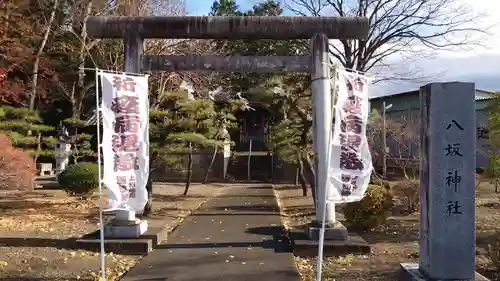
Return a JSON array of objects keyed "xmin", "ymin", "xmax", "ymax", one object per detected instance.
[
  {"xmin": 315, "ymin": 66, "xmax": 338, "ymax": 281},
  {"xmin": 94, "ymin": 68, "xmax": 106, "ymax": 281}
]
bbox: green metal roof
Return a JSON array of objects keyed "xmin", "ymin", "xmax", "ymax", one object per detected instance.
[
  {"xmin": 369, "ymin": 89, "xmax": 495, "ymax": 112},
  {"xmin": 370, "ymin": 89, "xmax": 495, "ymax": 102}
]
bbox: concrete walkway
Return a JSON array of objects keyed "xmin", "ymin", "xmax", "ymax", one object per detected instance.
[{"xmin": 121, "ymin": 185, "xmax": 301, "ymax": 281}]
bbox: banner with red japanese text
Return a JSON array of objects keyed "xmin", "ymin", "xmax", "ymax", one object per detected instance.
[
  {"xmin": 99, "ymin": 71, "xmax": 149, "ymax": 212},
  {"xmin": 327, "ymin": 68, "xmax": 373, "ymax": 203}
]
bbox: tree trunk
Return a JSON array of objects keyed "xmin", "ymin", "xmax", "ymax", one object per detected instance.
[
  {"xmin": 495, "ymin": 179, "xmax": 499, "ymax": 193},
  {"xmin": 303, "ymin": 153, "xmax": 317, "ymax": 206},
  {"xmin": 295, "ymin": 167, "xmax": 299, "ymax": 185},
  {"xmin": 183, "ymin": 142, "xmax": 193, "ymax": 196},
  {"xmin": 298, "ymin": 156, "xmax": 308, "ymax": 196},
  {"xmin": 29, "ymin": 0, "xmax": 58, "ymax": 111},
  {"xmin": 142, "ymin": 151, "xmax": 158, "ymax": 217},
  {"xmin": 3, "ymin": 5, "xmax": 9, "ymax": 41},
  {"xmin": 71, "ymin": 128, "xmax": 79, "ymax": 164},
  {"xmin": 73, "ymin": 1, "xmax": 93, "ymax": 119},
  {"xmin": 33, "ymin": 133, "xmax": 42, "ymax": 165},
  {"xmin": 71, "ymin": 96, "xmax": 79, "ymax": 120},
  {"xmin": 202, "ymin": 145, "xmax": 218, "ymax": 184},
  {"xmin": 142, "ymin": 171, "xmax": 153, "ymax": 216}
]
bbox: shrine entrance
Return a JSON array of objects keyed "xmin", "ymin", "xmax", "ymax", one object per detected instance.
[
  {"xmin": 226, "ymin": 104, "xmax": 272, "ymax": 182},
  {"xmin": 86, "ymin": 14, "xmax": 369, "ymax": 226}
]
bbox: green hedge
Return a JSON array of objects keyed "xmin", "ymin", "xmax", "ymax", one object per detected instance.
[{"xmin": 58, "ymin": 162, "xmax": 100, "ymax": 199}]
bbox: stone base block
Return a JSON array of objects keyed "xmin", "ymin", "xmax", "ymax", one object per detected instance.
[
  {"xmin": 75, "ymin": 226, "xmax": 167, "ymax": 255},
  {"xmin": 308, "ymin": 221, "xmax": 348, "ymax": 241},
  {"xmin": 104, "ymin": 219, "xmax": 148, "ymax": 239},
  {"xmin": 290, "ymin": 227, "xmax": 370, "ymax": 257},
  {"xmin": 115, "ymin": 209, "xmax": 136, "ymax": 221},
  {"xmin": 399, "ymin": 263, "xmax": 490, "ymax": 281}
]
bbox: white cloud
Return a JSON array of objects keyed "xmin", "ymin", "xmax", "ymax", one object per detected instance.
[
  {"xmin": 371, "ymin": 0, "xmax": 500, "ymax": 96},
  {"xmin": 444, "ymin": 0, "xmax": 500, "ymax": 56}
]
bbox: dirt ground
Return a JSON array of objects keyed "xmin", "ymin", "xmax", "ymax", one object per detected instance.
[
  {"xmin": 274, "ymin": 181, "xmax": 500, "ymax": 281},
  {"xmin": 0, "ymin": 182, "xmax": 227, "ymax": 281}
]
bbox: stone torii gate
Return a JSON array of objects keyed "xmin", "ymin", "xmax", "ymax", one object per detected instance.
[{"xmin": 86, "ymin": 16, "xmax": 369, "ymax": 242}]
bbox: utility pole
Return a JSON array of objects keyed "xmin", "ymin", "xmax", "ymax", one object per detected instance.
[{"xmin": 382, "ymin": 101, "xmax": 392, "ymax": 178}]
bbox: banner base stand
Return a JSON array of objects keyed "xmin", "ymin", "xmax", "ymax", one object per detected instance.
[
  {"xmin": 290, "ymin": 227, "xmax": 370, "ymax": 257},
  {"xmin": 104, "ymin": 218, "xmax": 148, "ymax": 239},
  {"xmin": 307, "ymin": 221, "xmax": 348, "ymax": 241}
]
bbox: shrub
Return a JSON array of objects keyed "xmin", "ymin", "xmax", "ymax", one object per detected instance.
[
  {"xmin": 58, "ymin": 162, "xmax": 99, "ymax": 199},
  {"xmin": 400, "ymin": 178, "xmax": 420, "ymax": 214},
  {"xmin": 488, "ymin": 156, "xmax": 500, "ymax": 193},
  {"xmin": 0, "ymin": 133, "xmax": 36, "ymax": 191},
  {"xmin": 487, "ymin": 239, "xmax": 500, "ymax": 270},
  {"xmin": 372, "ymin": 179, "xmax": 392, "ymax": 189},
  {"xmin": 343, "ymin": 184, "xmax": 393, "ymax": 231}
]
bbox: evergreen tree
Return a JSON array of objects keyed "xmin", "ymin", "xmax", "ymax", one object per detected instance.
[
  {"xmin": 209, "ymin": 0, "xmax": 291, "ymax": 92},
  {"xmin": 0, "ymin": 106, "xmax": 56, "ymax": 164},
  {"xmin": 62, "ymin": 117, "xmax": 96, "ymax": 163},
  {"xmin": 149, "ymin": 90, "xmax": 222, "ymax": 196},
  {"xmin": 208, "ymin": 0, "xmax": 315, "ymax": 196},
  {"xmin": 202, "ymin": 92, "xmax": 248, "ymax": 183},
  {"xmin": 265, "ymin": 76, "xmax": 316, "ymax": 199}
]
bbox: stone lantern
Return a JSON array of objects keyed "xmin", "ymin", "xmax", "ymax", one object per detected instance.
[{"xmin": 55, "ymin": 123, "xmax": 71, "ymax": 175}]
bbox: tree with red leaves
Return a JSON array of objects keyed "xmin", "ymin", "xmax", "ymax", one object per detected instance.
[
  {"xmin": 0, "ymin": 0, "xmax": 57, "ymax": 107},
  {"xmin": 0, "ymin": 133, "xmax": 36, "ymax": 190}
]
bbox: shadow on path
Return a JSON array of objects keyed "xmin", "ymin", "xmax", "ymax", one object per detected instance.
[{"xmin": 0, "ymin": 237, "xmax": 77, "ymax": 249}]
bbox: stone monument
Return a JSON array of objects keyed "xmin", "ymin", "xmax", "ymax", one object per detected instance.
[{"xmin": 400, "ymin": 82, "xmax": 489, "ymax": 281}]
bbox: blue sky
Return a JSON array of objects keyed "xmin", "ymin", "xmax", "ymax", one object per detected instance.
[
  {"xmin": 185, "ymin": 0, "xmax": 254, "ymax": 15},
  {"xmin": 184, "ymin": 0, "xmax": 500, "ymax": 97},
  {"xmin": 184, "ymin": 0, "xmax": 214, "ymax": 16},
  {"xmin": 185, "ymin": 0, "xmax": 295, "ymax": 15}
]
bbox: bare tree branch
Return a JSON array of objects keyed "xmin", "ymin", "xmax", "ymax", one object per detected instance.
[{"xmin": 287, "ymin": 0, "xmax": 488, "ymax": 81}]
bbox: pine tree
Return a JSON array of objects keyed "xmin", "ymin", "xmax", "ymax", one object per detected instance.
[
  {"xmin": 62, "ymin": 117, "xmax": 96, "ymax": 163},
  {"xmin": 201, "ymin": 96, "xmax": 245, "ymax": 183},
  {"xmin": 0, "ymin": 106, "xmax": 56, "ymax": 164},
  {"xmin": 262, "ymin": 74, "xmax": 317, "ymax": 200},
  {"xmin": 149, "ymin": 90, "xmax": 223, "ymax": 196},
  {"xmin": 209, "ymin": 0, "xmax": 289, "ymax": 92}
]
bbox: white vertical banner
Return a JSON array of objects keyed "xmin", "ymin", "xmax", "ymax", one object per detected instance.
[
  {"xmin": 99, "ymin": 71, "xmax": 150, "ymax": 212},
  {"xmin": 327, "ymin": 68, "xmax": 373, "ymax": 203}
]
